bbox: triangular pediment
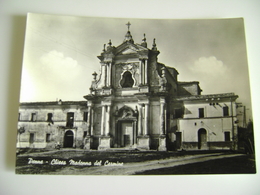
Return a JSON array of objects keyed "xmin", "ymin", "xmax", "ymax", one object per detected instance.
[
  {"xmin": 115, "ymin": 42, "xmax": 148, "ymax": 56},
  {"xmin": 121, "ymin": 47, "xmax": 138, "ymax": 54},
  {"xmin": 116, "ymin": 44, "xmax": 138, "ymax": 55}
]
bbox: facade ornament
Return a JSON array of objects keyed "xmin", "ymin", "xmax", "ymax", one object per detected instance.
[
  {"xmin": 152, "ymin": 38, "xmax": 157, "ymax": 51},
  {"xmin": 126, "ymin": 21, "xmax": 131, "ymax": 31},
  {"xmin": 159, "ymin": 66, "xmax": 167, "ymax": 91},
  {"xmin": 141, "ymin": 33, "xmax": 147, "ymax": 48},
  {"xmin": 124, "ymin": 22, "xmax": 134, "ymax": 43},
  {"xmin": 92, "ymin": 72, "xmax": 97, "ymax": 81}
]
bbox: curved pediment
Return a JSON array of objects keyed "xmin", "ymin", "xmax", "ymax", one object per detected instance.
[{"xmin": 116, "ymin": 105, "xmax": 137, "ymax": 119}]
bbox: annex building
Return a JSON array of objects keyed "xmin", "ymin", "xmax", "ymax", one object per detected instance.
[{"xmin": 17, "ymin": 23, "xmax": 239, "ymax": 151}]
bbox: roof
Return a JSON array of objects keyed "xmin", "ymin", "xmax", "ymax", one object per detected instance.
[
  {"xmin": 178, "ymin": 81, "xmax": 200, "ymax": 85},
  {"xmin": 20, "ymin": 101, "xmax": 87, "ymax": 106},
  {"xmin": 173, "ymin": 93, "xmax": 238, "ymax": 101}
]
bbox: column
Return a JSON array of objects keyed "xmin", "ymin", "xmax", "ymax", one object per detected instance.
[
  {"xmin": 144, "ymin": 103, "xmax": 149, "ymax": 135},
  {"xmin": 160, "ymin": 99, "xmax": 165, "ymax": 135},
  {"xmin": 104, "ymin": 65, "xmax": 107, "ymax": 87},
  {"xmin": 105, "ymin": 105, "xmax": 110, "ymax": 136},
  {"xmin": 86, "ymin": 106, "xmax": 92, "ymax": 136},
  {"xmin": 144, "ymin": 60, "xmax": 148, "ymax": 85},
  {"xmin": 90, "ymin": 107, "xmax": 94, "ymax": 136},
  {"xmin": 142, "ymin": 61, "xmax": 145, "ymax": 85},
  {"xmin": 138, "ymin": 104, "xmax": 143, "ymax": 135},
  {"xmin": 101, "ymin": 105, "xmax": 105, "ymax": 135},
  {"xmin": 164, "ymin": 105, "xmax": 167, "ymax": 133},
  {"xmin": 139, "ymin": 61, "xmax": 142, "ymax": 85},
  {"xmin": 107, "ymin": 62, "xmax": 111, "ymax": 87},
  {"xmin": 133, "ymin": 121, "xmax": 137, "ymax": 144}
]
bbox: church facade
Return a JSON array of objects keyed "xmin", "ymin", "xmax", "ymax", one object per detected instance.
[{"xmin": 17, "ymin": 24, "xmax": 239, "ymax": 151}]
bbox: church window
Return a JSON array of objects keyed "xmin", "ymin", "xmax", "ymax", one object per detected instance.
[
  {"xmin": 223, "ymin": 106, "xmax": 229, "ymax": 116},
  {"xmin": 120, "ymin": 71, "xmax": 134, "ymax": 88},
  {"xmin": 47, "ymin": 113, "xmax": 53, "ymax": 122},
  {"xmin": 31, "ymin": 113, "xmax": 36, "ymax": 122},
  {"xmin": 66, "ymin": 112, "xmax": 74, "ymax": 128},
  {"xmin": 29, "ymin": 133, "xmax": 35, "ymax": 143},
  {"xmin": 199, "ymin": 108, "xmax": 204, "ymax": 118},
  {"xmin": 46, "ymin": 133, "xmax": 51, "ymax": 142}
]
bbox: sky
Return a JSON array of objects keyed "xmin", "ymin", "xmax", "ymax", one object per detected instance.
[{"xmin": 20, "ymin": 13, "xmax": 252, "ymax": 118}]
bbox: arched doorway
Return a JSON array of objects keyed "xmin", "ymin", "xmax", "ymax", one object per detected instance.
[
  {"xmin": 198, "ymin": 128, "xmax": 207, "ymax": 149},
  {"xmin": 64, "ymin": 130, "xmax": 74, "ymax": 148},
  {"xmin": 115, "ymin": 106, "xmax": 137, "ymax": 148}
]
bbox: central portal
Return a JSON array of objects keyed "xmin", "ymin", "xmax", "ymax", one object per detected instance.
[
  {"xmin": 116, "ymin": 121, "xmax": 137, "ymax": 148},
  {"xmin": 115, "ymin": 105, "xmax": 137, "ymax": 148},
  {"xmin": 122, "ymin": 122, "xmax": 133, "ymax": 147}
]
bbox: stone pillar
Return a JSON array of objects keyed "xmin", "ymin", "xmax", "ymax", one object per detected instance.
[
  {"xmin": 158, "ymin": 98, "xmax": 167, "ymax": 151},
  {"xmin": 86, "ymin": 105, "xmax": 92, "ymax": 136},
  {"xmin": 142, "ymin": 61, "xmax": 145, "ymax": 85},
  {"xmin": 90, "ymin": 107, "xmax": 94, "ymax": 136},
  {"xmin": 105, "ymin": 105, "xmax": 110, "ymax": 136},
  {"xmin": 139, "ymin": 61, "xmax": 142, "ymax": 85},
  {"xmin": 98, "ymin": 103, "xmax": 111, "ymax": 150},
  {"xmin": 138, "ymin": 104, "xmax": 143, "ymax": 135},
  {"xmin": 160, "ymin": 99, "xmax": 165, "ymax": 135},
  {"xmin": 137, "ymin": 102, "xmax": 150, "ymax": 150},
  {"xmin": 144, "ymin": 60, "xmax": 148, "ymax": 85},
  {"xmin": 144, "ymin": 103, "xmax": 149, "ymax": 135},
  {"xmin": 106, "ymin": 62, "xmax": 111, "ymax": 87},
  {"xmin": 104, "ymin": 64, "xmax": 107, "ymax": 87},
  {"xmin": 101, "ymin": 105, "xmax": 105, "ymax": 135},
  {"xmin": 133, "ymin": 121, "xmax": 137, "ymax": 145},
  {"xmin": 85, "ymin": 103, "xmax": 93, "ymax": 150},
  {"xmin": 101, "ymin": 63, "xmax": 106, "ymax": 87}
]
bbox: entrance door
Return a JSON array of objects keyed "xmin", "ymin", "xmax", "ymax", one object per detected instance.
[
  {"xmin": 121, "ymin": 122, "xmax": 134, "ymax": 147},
  {"xmin": 198, "ymin": 128, "xmax": 207, "ymax": 149},
  {"xmin": 64, "ymin": 130, "xmax": 74, "ymax": 148}
]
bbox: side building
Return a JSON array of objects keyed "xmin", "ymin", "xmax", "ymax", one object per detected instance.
[{"xmin": 17, "ymin": 101, "xmax": 88, "ymax": 149}]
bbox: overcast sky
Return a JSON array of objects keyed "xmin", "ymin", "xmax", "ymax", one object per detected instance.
[{"xmin": 20, "ymin": 13, "xmax": 252, "ymax": 116}]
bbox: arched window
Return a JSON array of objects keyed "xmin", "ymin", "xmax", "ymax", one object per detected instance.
[{"xmin": 120, "ymin": 71, "xmax": 134, "ymax": 88}]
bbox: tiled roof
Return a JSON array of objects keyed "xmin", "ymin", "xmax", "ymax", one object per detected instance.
[
  {"xmin": 20, "ymin": 101, "xmax": 87, "ymax": 106},
  {"xmin": 174, "ymin": 93, "xmax": 238, "ymax": 101}
]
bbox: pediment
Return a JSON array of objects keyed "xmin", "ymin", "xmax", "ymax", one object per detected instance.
[
  {"xmin": 115, "ymin": 42, "xmax": 148, "ymax": 56},
  {"xmin": 117, "ymin": 45, "xmax": 139, "ymax": 55},
  {"xmin": 121, "ymin": 48, "xmax": 138, "ymax": 54}
]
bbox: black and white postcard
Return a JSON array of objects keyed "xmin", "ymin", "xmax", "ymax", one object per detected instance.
[{"xmin": 16, "ymin": 13, "xmax": 256, "ymax": 175}]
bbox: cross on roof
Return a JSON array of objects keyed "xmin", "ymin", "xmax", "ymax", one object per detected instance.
[{"xmin": 126, "ymin": 22, "xmax": 131, "ymax": 31}]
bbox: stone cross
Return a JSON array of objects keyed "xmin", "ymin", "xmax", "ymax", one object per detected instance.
[{"xmin": 126, "ymin": 21, "xmax": 131, "ymax": 31}]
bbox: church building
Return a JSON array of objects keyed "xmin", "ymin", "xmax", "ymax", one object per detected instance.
[{"xmin": 17, "ymin": 23, "xmax": 239, "ymax": 151}]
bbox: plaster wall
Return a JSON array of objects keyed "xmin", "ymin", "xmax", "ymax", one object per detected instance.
[
  {"xmin": 17, "ymin": 104, "xmax": 88, "ymax": 149},
  {"xmin": 178, "ymin": 117, "xmax": 233, "ymax": 142},
  {"xmin": 183, "ymin": 101, "xmax": 237, "ymax": 118}
]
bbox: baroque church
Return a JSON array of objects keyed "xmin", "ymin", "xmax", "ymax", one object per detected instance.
[{"xmin": 17, "ymin": 23, "xmax": 239, "ymax": 151}]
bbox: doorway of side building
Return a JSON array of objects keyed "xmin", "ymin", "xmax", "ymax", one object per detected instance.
[
  {"xmin": 64, "ymin": 130, "xmax": 74, "ymax": 148},
  {"xmin": 198, "ymin": 128, "xmax": 207, "ymax": 149}
]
